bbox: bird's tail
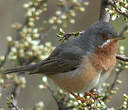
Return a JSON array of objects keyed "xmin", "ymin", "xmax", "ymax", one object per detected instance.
[{"xmin": 3, "ymin": 63, "xmax": 39, "ymax": 74}]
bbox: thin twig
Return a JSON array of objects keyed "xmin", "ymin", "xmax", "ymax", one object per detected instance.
[
  {"xmin": 40, "ymin": 26, "xmax": 53, "ymax": 42},
  {"xmin": 8, "ymin": 1, "xmax": 48, "ymax": 110},
  {"xmin": 11, "ymin": 104, "xmax": 21, "ymax": 110},
  {"xmin": 7, "ymin": 95, "xmax": 23, "ymax": 110},
  {"xmin": 11, "ymin": 101, "xmax": 22, "ymax": 110},
  {"xmin": 102, "ymin": 69, "xmax": 123, "ymax": 101},
  {"xmin": 47, "ymin": 85, "xmax": 75, "ymax": 110},
  {"xmin": 0, "ymin": 47, "xmax": 11, "ymax": 68},
  {"xmin": 116, "ymin": 54, "xmax": 128, "ymax": 62},
  {"xmin": 119, "ymin": 22, "xmax": 128, "ymax": 37},
  {"xmin": 108, "ymin": 0, "xmax": 128, "ymax": 18},
  {"xmin": 110, "ymin": 69, "xmax": 123, "ymax": 90},
  {"xmin": 46, "ymin": 85, "xmax": 58, "ymax": 103},
  {"xmin": 99, "ymin": 0, "xmax": 111, "ymax": 22},
  {"xmin": 40, "ymin": 2, "xmax": 79, "ymax": 42},
  {"xmin": 61, "ymin": 31, "xmax": 84, "ymax": 40}
]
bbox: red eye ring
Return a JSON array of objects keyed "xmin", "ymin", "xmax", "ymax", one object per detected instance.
[{"xmin": 101, "ymin": 33, "xmax": 108, "ymax": 40}]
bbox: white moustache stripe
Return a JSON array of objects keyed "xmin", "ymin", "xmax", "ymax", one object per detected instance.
[{"xmin": 100, "ymin": 40, "xmax": 111, "ymax": 48}]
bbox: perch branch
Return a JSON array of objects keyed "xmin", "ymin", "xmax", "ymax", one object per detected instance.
[{"xmin": 116, "ymin": 54, "xmax": 128, "ymax": 62}]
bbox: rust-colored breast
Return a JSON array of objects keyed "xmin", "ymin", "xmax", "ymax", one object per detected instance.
[{"xmin": 92, "ymin": 40, "xmax": 119, "ymax": 74}]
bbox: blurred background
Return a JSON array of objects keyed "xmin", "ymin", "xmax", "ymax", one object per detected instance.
[{"xmin": 0, "ymin": 0, "xmax": 128, "ymax": 110}]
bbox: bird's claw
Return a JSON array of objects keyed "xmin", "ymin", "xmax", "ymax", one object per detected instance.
[
  {"xmin": 71, "ymin": 89, "xmax": 98, "ymax": 103},
  {"xmin": 71, "ymin": 93, "xmax": 86, "ymax": 103}
]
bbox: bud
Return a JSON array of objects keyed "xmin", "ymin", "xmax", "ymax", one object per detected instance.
[{"xmin": 6, "ymin": 36, "xmax": 12, "ymax": 42}]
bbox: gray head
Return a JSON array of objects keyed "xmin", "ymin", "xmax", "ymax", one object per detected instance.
[{"xmin": 84, "ymin": 21, "xmax": 124, "ymax": 48}]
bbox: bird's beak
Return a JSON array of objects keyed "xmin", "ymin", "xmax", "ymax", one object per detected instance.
[{"xmin": 109, "ymin": 35, "xmax": 125, "ymax": 40}]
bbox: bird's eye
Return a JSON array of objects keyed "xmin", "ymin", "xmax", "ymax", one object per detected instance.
[{"xmin": 101, "ymin": 33, "xmax": 108, "ymax": 40}]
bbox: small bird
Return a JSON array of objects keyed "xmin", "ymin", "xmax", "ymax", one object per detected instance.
[{"xmin": 4, "ymin": 21, "xmax": 124, "ymax": 94}]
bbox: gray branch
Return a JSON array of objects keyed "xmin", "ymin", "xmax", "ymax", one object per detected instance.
[{"xmin": 99, "ymin": 0, "xmax": 112, "ymax": 22}]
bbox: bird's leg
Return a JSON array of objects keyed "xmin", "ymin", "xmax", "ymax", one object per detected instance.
[
  {"xmin": 96, "ymin": 78, "xmax": 103, "ymax": 96},
  {"xmin": 97, "ymin": 84, "xmax": 103, "ymax": 96},
  {"xmin": 89, "ymin": 88, "xmax": 98, "ymax": 99},
  {"xmin": 71, "ymin": 89, "xmax": 99, "ymax": 103},
  {"xmin": 71, "ymin": 93, "xmax": 86, "ymax": 103},
  {"xmin": 84, "ymin": 92, "xmax": 91, "ymax": 96}
]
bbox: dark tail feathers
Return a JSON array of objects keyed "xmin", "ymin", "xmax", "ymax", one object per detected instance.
[{"xmin": 4, "ymin": 64, "xmax": 38, "ymax": 74}]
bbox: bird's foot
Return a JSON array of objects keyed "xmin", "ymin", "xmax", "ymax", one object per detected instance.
[
  {"xmin": 89, "ymin": 88, "xmax": 98, "ymax": 99},
  {"xmin": 71, "ymin": 93, "xmax": 86, "ymax": 103},
  {"xmin": 71, "ymin": 89, "xmax": 98, "ymax": 103}
]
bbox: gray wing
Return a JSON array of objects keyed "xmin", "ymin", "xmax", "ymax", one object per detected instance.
[
  {"xmin": 4, "ymin": 41, "xmax": 87, "ymax": 75},
  {"xmin": 30, "ymin": 45, "xmax": 86, "ymax": 74}
]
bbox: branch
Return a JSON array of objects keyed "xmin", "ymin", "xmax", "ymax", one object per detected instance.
[
  {"xmin": 40, "ymin": 6, "xmax": 75, "ymax": 42},
  {"xmin": 0, "ymin": 47, "xmax": 11, "ymax": 68},
  {"xmin": 110, "ymin": 69, "xmax": 123, "ymax": 90},
  {"xmin": 47, "ymin": 85, "xmax": 73, "ymax": 110},
  {"xmin": 116, "ymin": 23, "xmax": 128, "ymax": 61},
  {"xmin": 40, "ymin": 26, "xmax": 53, "ymax": 42},
  {"xmin": 7, "ymin": 95, "xmax": 23, "ymax": 110},
  {"xmin": 119, "ymin": 22, "xmax": 128, "ymax": 37},
  {"xmin": 102, "ymin": 69, "xmax": 123, "ymax": 101},
  {"xmin": 107, "ymin": 0, "xmax": 128, "ymax": 18},
  {"xmin": 99, "ymin": 0, "xmax": 112, "ymax": 22},
  {"xmin": 57, "ymin": 31, "xmax": 84, "ymax": 41},
  {"xmin": 116, "ymin": 54, "xmax": 128, "ymax": 62},
  {"xmin": 5, "ymin": 1, "xmax": 48, "ymax": 109}
]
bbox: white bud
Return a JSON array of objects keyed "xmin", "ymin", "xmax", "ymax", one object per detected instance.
[
  {"xmin": 23, "ymin": 3, "xmax": 29, "ymax": 8},
  {"xmin": 79, "ymin": 93, "xmax": 84, "ymax": 97},
  {"xmin": 39, "ymin": 45, "xmax": 44, "ymax": 50},
  {"xmin": 38, "ymin": 101, "xmax": 44, "ymax": 107},
  {"xmin": 6, "ymin": 36, "xmax": 12, "ymax": 42},
  {"xmin": 119, "ymin": 46, "xmax": 125, "ymax": 51},
  {"xmin": 115, "ymin": 68, "xmax": 119, "ymax": 72},
  {"xmin": 38, "ymin": 84, "xmax": 45, "ymax": 89},
  {"xmin": 72, "ymin": 0, "xmax": 77, "ymax": 3},
  {"xmin": 57, "ymin": 19, "xmax": 62, "ymax": 24},
  {"xmin": 31, "ymin": 7, "xmax": 36, "ymax": 12},
  {"xmin": 73, "ymin": 101, "xmax": 78, "ymax": 106},
  {"xmin": 42, "ymin": 76, "xmax": 47, "ymax": 82},
  {"xmin": 0, "ymin": 56, "xmax": 5, "ymax": 61},
  {"xmin": 70, "ymin": 19, "xmax": 75, "ymax": 24},
  {"xmin": 56, "ymin": 11, "xmax": 61, "ymax": 16},
  {"xmin": 112, "ymin": 15, "xmax": 117, "ymax": 21},
  {"xmin": 0, "ymin": 78, "xmax": 4, "ymax": 84},
  {"xmin": 27, "ymin": 11, "xmax": 32, "ymax": 16},
  {"xmin": 79, "ymin": 7, "xmax": 85, "ymax": 12},
  {"xmin": 59, "ymin": 28, "xmax": 65, "ymax": 34},
  {"xmin": 121, "ymin": 7, "xmax": 126, "ymax": 13},
  {"xmin": 49, "ymin": 19, "xmax": 54, "ymax": 24},
  {"xmin": 45, "ymin": 42, "xmax": 51, "ymax": 47},
  {"xmin": 61, "ymin": 14, "xmax": 67, "ymax": 19},
  {"xmin": 33, "ymin": 28, "xmax": 38, "ymax": 33},
  {"xmin": 11, "ymin": 47, "xmax": 17, "ymax": 53}
]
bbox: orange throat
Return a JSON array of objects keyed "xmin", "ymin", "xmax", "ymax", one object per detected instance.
[
  {"xmin": 96, "ymin": 40, "xmax": 119, "ymax": 55},
  {"xmin": 92, "ymin": 40, "xmax": 119, "ymax": 72}
]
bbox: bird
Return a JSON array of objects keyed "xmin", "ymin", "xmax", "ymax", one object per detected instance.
[{"xmin": 3, "ymin": 21, "xmax": 124, "ymax": 95}]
